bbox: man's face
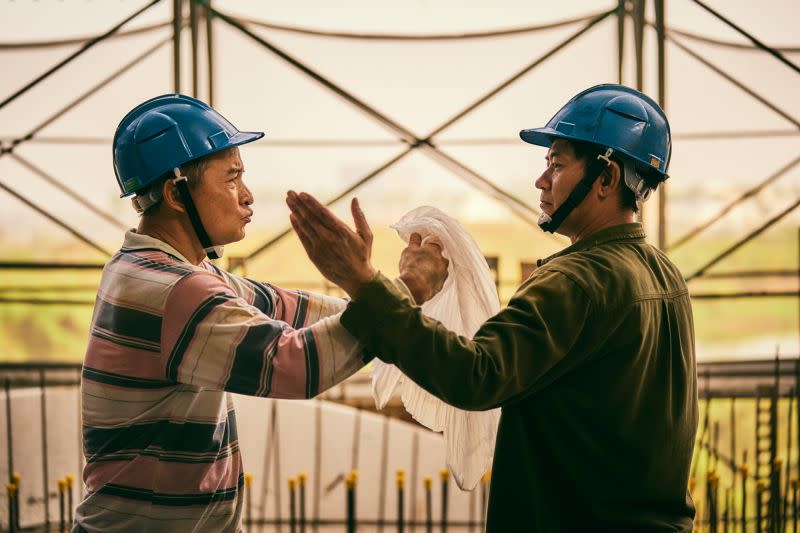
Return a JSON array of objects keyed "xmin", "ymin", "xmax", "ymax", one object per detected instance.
[
  {"xmin": 192, "ymin": 147, "xmax": 254, "ymax": 246},
  {"xmin": 534, "ymin": 138, "xmax": 587, "ymax": 233}
]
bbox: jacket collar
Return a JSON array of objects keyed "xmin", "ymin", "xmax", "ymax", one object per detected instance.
[{"xmin": 537, "ymin": 223, "xmax": 646, "ymax": 267}]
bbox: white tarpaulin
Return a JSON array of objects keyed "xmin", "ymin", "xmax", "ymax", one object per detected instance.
[{"xmin": 372, "ymin": 206, "xmax": 501, "ymax": 490}]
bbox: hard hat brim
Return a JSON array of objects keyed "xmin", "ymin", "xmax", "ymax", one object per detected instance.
[
  {"xmin": 228, "ymin": 130, "xmax": 265, "ymax": 148},
  {"xmin": 518, "ymin": 127, "xmax": 564, "ymax": 148}
]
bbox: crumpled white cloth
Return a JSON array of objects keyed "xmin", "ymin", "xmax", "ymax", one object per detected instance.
[{"xmin": 371, "ymin": 206, "xmax": 501, "ymax": 490}]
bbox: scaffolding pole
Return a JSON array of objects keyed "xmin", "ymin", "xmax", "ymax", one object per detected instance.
[
  {"xmin": 173, "ymin": 0, "xmax": 182, "ymax": 93},
  {"xmin": 655, "ymin": 0, "xmax": 667, "ymax": 251},
  {"xmin": 685, "ymin": 197, "xmax": 800, "ymax": 282},
  {"xmin": 0, "ymin": 0, "xmax": 162, "ymax": 112}
]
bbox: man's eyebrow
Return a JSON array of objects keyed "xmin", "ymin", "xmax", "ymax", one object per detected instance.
[
  {"xmin": 545, "ymin": 150, "xmax": 561, "ymax": 160},
  {"xmin": 226, "ymin": 165, "xmax": 244, "ymax": 174}
]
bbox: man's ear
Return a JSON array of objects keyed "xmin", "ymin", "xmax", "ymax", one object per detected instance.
[
  {"xmin": 161, "ymin": 178, "xmax": 186, "ymax": 213},
  {"xmin": 597, "ymin": 160, "xmax": 622, "ymax": 199}
]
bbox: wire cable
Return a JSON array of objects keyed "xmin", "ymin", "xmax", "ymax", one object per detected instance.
[
  {"xmin": 232, "ymin": 11, "xmax": 605, "ymax": 41},
  {"xmin": 0, "ymin": 21, "xmax": 171, "ymax": 50}
]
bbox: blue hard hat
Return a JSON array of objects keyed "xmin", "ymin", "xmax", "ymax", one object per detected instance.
[
  {"xmin": 113, "ymin": 94, "xmax": 264, "ymax": 197},
  {"xmin": 519, "ymin": 84, "xmax": 671, "ymax": 179}
]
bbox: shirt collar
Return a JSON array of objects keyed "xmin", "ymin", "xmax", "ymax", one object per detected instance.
[
  {"xmin": 537, "ymin": 222, "xmax": 647, "ymax": 267},
  {"xmin": 121, "ymin": 229, "xmax": 195, "ymax": 265}
]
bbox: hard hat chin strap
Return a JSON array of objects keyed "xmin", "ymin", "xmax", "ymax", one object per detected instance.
[
  {"xmin": 539, "ymin": 148, "xmax": 614, "ymax": 234},
  {"xmin": 172, "ymin": 168, "xmax": 224, "ymax": 260}
]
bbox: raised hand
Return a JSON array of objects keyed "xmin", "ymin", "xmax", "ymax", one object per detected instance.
[
  {"xmin": 399, "ymin": 233, "xmax": 449, "ymax": 304},
  {"xmin": 286, "ymin": 191, "xmax": 377, "ymax": 298}
]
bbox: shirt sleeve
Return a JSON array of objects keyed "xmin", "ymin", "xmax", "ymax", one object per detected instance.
[
  {"xmin": 242, "ymin": 276, "xmax": 348, "ymax": 324},
  {"xmin": 340, "ymin": 270, "xmax": 593, "ymax": 410},
  {"xmin": 161, "ymin": 271, "xmax": 371, "ymax": 398}
]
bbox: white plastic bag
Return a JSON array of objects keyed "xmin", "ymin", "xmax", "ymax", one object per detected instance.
[{"xmin": 372, "ymin": 205, "xmax": 501, "ymax": 490}]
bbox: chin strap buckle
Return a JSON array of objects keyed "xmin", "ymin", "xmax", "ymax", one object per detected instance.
[{"xmin": 597, "ymin": 148, "xmax": 614, "ymax": 166}]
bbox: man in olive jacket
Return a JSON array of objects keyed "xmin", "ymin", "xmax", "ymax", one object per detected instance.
[{"xmin": 286, "ymin": 84, "xmax": 698, "ymax": 532}]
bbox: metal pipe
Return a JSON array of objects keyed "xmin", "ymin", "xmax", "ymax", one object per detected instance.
[
  {"xmin": 205, "ymin": 0, "xmax": 580, "ymax": 257},
  {"xmin": 242, "ymin": 147, "xmax": 414, "ymax": 264},
  {"xmin": 617, "ymin": 0, "xmax": 625, "ymax": 85},
  {"xmin": 173, "ymin": 0, "xmax": 182, "ymax": 93},
  {"xmin": 440, "ymin": 468, "xmax": 449, "ymax": 533},
  {"xmin": 690, "ymin": 291, "xmax": 800, "ymax": 300},
  {"xmin": 669, "ymin": 154, "xmax": 800, "ymax": 251},
  {"xmin": 0, "ymin": 0, "xmax": 162, "ymax": 112},
  {"xmin": 289, "ymin": 477, "xmax": 297, "ymax": 533},
  {"xmin": 666, "ymin": 32, "xmax": 800, "ymax": 130},
  {"xmin": 654, "ymin": 0, "xmax": 667, "ymax": 251},
  {"xmin": 741, "ymin": 459, "xmax": 749, "ymax": 533},
  {"xmin": 299, "ymin": 472, "xmax": 306, "ymax": 533},
  {"xmin": 5, "ymin": 379, "xmax": 13, "ymax": 485},
  {"xmin": 245, "ymin": 473, "xmax": 253, "ymax": 526},
  {"xmin": 10, "ymin": 154, "xmax": 127, "ymax": 230},
  {"xmin": 345, "ymin": 471, "xmax": 356, "ymax": 533},
  {"xmin": 685, "ymin": 198, "xmax": 800, "ymax": 281},
  {"xmin": 40, "ymin": 369, "xmax": 51, "ymax": 528},
  {"xmin": 1, "ymin": 178, "xmax": 112, "ymax": 258},
  {"xmin": 397, "ymin": 469, "xmax": 405, "ymax": 533},
  {"xmin": 58, "ymin": 479, "xmax": 65, "ymax": 533},
  {"xmin": 205, "ymin": 0, "xmax": 214, "ymax": 106},
  {"xmin": 691, "ymin": 0, "xmax": 800, "ymax": 75},
  {"xmin": 0, "ymin": 262, "xmax": 104, "ymax": 270},
  {"xmin": 423, "ymin": 8, "xmax": 616, "ymax": 140},
  {"xmin": 424, "ymin": 477, "xmax": 433, "ymax": 533},
  {"xmin": 189, "ymin": 0, "xmax": 199, "ymax": 97},
  {"xmin": 785, "ymin": 391, "xmax": 795, "ymax": 527},
  {"xmin": 632, "ymin": 0, "xmax": 646, "ymax": 91},
  {"xmin": 700, "ymin": 269, "xmax": 799, "ymax": 279},
  {"xmin": 0, "ymin": 36, "xmax": 173, "ymax": 159}
]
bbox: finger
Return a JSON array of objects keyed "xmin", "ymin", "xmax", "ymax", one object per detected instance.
[
  {"xmin": 290, "ymin": 213, "xmax": 317, "ymax": 259},
  {"xmin": 408, "ymin": 232, "xmax": 422, "ymax": 247},
  {"xmin": 351, "ymin": 198, "xmax": 373, "ymax": 245},
  {"xmin": 298, "ymin": 192, "xmax": 353, "ymax": 236},
  {"xmin": 288, "ymin": 199, "xmax": 324, "ymax": 244},
  {"xmin": 287, "ymin": 191, "xmax": 333, "ymax": 236}
]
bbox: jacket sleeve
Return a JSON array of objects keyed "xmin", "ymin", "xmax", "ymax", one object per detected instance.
[
  {"xmin": 161, "ymin": 272, "xmax": 370, "ymax": 398},
  {"xmin": 340, "ymin": 271, "xmax": 593, "ymax": 410}
]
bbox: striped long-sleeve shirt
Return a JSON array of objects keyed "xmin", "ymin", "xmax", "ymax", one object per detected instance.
[{"xmin": 76, "ymin": 230, "xmax": 371, "ymax": 532}]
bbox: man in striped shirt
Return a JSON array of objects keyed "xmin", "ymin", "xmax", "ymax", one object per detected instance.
[{"xmin": 75, "ymin": 95, "xmax": 398, "ymax": 532}]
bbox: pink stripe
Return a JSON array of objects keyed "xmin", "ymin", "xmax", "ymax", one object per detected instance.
[
  {"xmin": 162, "ymin": 272, "xmax": 236, "ymax": 355},
  {"xmin": 267, "ymin": 330, "xmax": 308, "ymax": 398},
  {"xmin": 270, "ymin": 285, "xmax": 300, "ymax": 324},
  {"xmin": 84, "ymin": 450, "xmax": 242, "ymax": 494},
  {"xmin": 84, "ymin": 336, "xmax": 166, "ymax": 379}
]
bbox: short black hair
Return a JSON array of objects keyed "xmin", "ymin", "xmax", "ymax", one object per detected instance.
[{"xmin": 565, "ymin": 138, "xmax": 640, "ymax": 214}]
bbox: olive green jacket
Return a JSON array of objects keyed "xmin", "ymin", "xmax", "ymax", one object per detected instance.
[{"xmin": 341, "ymin": 223, "xmax": 697, "ymax": 532}]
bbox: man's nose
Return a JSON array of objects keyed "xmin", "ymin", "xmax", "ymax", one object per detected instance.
[
  {"xmin": 534, "ymin": 169, "xmax": 550, "ymax": 190},
  {"xmin": 241, "ymin": 182, "xmax": 254, "ymax": 205}
]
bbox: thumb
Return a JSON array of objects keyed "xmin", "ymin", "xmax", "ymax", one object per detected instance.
[
  {"xmin": 351, "ymin": 197, "xmax": 373, "ymax": 245},
  {"xmin": 408, "ymin": 232, "xmax": 422, "ymax": 247}
]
